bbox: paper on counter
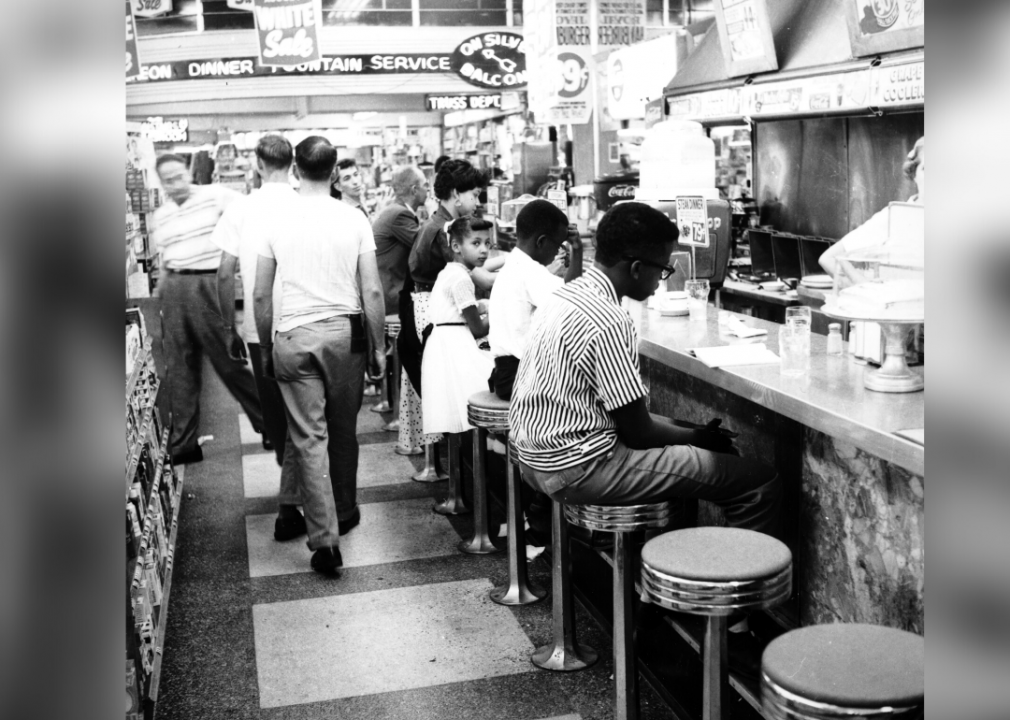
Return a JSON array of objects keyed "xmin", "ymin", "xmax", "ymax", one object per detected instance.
[
  {"xmin": 895, "ymin": 428, "xmax": 924, "ymax": 445},
  {"xmin": 690, "ymin": 344, "xmax": 781, "ymax": 368}
]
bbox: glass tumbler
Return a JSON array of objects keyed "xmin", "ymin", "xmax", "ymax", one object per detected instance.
[
  {"xmin": 685, "ymin": 279, "xmax": 710, "ymax": 319},
  {"xmin": 785, "ymin": 305, "xmax": 812, "ymax": 332},
  {"xmin": 779, "ymin": 325, "xmax": 811, "ymax": 376}
]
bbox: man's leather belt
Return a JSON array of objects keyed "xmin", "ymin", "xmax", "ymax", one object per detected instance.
[{"xmin": 170, "ymin": 268, "xmax": 217, "ymax": 275}]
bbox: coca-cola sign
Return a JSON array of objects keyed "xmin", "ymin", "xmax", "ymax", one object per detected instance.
[{"xmin": 608, "ymin": 185, "xmax": 637, "ymax": 199}]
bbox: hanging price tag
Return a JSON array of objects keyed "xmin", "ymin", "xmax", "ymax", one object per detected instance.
[
  {"xmin": 132, "ymin": 0, "xmax": 173, "ymax": 18},
  {"xmin": 675, "ymin": 196, "xmax": 709, "ymax": 247},
  {"xmin": 547, "ymin": 189, "xmax": 568, "ymax": 212}
]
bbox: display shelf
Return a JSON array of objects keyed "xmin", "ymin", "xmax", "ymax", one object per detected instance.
[
  {"xmin": 125, "ymin": 380, "xmax": 160, "ymax": 499},
  {"xmin": 146, "ymin": 465, "xmax": 184, "ymax": 708},
  {"xmin": 126, "ymin": 348, "xmax": 151, "ymax": 400}
]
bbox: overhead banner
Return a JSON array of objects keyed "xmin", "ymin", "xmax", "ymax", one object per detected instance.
[
  {"xmin": 253, "ymin": 0, "xmax": 322, "ymax": 68},
  {"xmin": 126, "ymin": 2, "xmax": 141, "ymax": 80},
  {"xmin": 127, "ymin": 54, "xmax": 453, "ymax": 83},
  {"xmin": 450, "ymin": 32, "xmax": 527, "ymax": 89}
]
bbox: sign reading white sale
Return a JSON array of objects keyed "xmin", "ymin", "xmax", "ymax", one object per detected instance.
[{"xmin": 253, "ymin": 0, "xmax": 321, "ymax": 67}]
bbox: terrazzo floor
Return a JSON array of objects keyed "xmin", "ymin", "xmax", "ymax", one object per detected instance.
[{"xmin": 155, "ymin": 359, "xmax": 680, "ymax": 719}]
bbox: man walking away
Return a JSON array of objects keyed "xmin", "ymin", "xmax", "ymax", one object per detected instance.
[
  {"xmin": 212, "ymin": 135, "xmax": 307, "ymax": 541},
  {"xmin": 253, "ymin": 136, "xmax": 386, "ymax": 576}
]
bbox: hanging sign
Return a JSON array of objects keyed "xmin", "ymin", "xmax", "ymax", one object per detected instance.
[
  {"xmin": 143, "ymin": 117, "xmax": 189, "ymax": 143},
  {"xmin": 131, "ymin": 0, "xmax": 173, "ymax": 18},
  {"xmin": 425, "ymin": 94, "xmax": 502, "ymax": 111},
  {"xmin": 253, "ymin": 0, "xmax": 322, "ymax": 68},
  {"xmin": 675, "ymin": 196, "xmax": 709, "ymax": 248},
  {"xmin": 126, "ymin": 2, "xmax": 141, "ymax": 80},
  {"xmin": 451, "ymin": 32, "xmax": 527, "ymax": 89},
  {"xmin": 227, "ymin": 0, "xmax": 254, "ymax": 9},
  {"xmin": 870, "ymin": 60, "xmax": 924, "ymax": 107},
  {"xmin": 555, "ymin": 0, "xmax": 590, "ymax": 47},
  {"xmin": 547, "ymin": 189, "xmax": 568, "ymax": 212},
  {"xmin": 844, "ymin": 0, "xmax": 924, "ymax": 57},
  {"xmin": 539, "ymin": 49, "xmax": 593, "ymax": 125},
  {"xmin": 597, "ymin": 0, "xmax": 645, "ymax": 49}
]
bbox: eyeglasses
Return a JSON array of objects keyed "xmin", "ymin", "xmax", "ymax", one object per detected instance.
[{"xmin": 622, "ymin": 254, "xmax": 676, "ymax": 280}]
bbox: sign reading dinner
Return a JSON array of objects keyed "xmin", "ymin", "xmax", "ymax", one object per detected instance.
[
  {"xmin": 253, "ymin": 0, "xmax": 321, "ymax": 67},
  {"xmin": 451, "ymin": 32, "xmax": 527, "ymax": 89}
]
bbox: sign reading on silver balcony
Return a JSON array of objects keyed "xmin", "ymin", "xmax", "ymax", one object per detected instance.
[
  {"xmin": 253, "ymin": 0, "xmax": 321, "ymax": 67},
  {"xmin": 451, "ymin": 32, "xmax": 527, "ymax": 89}
]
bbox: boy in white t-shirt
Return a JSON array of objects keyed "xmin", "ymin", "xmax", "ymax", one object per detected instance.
[{"xmin": 488, "ymin": 199, "xmax": 583, "ymax": 400}]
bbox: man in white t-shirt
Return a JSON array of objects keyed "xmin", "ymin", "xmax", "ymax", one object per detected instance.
[
  {"xmin": 488, "ymin": 199, "xmax": 582, "ymax": 400},
  {"xmin": 211, "ymin": 134, "xmax": 306, "ymax": 542},
  {"xmin": 252, "ymin": 136, "xmax": 386, "ymax": 576}
]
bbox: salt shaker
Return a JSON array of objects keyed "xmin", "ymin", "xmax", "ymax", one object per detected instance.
[{"xmin": 827, "ymin": 323, "xmax": 843, "ymax": 355}]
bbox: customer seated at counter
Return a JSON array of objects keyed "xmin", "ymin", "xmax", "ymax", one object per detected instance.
[{"xmin": 509, "ymin": 202, "xmax": 781, "ymax": 536}]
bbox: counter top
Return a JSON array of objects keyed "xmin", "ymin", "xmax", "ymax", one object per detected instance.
[
  {"xmin": 633, "ymin": 305, "xmax": 924, "ymax": 476},
  {"xmin": 720, "ymin": 279, "xmax": 800, "ymax": 306}
]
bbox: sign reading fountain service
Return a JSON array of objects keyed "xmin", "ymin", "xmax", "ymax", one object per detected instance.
[
  {"xmin": 253, "ymin": 0, "xmax": 321, "ymax": 67},
  {"xmin": 451, "ymin": 32, "xmax": 527, "ymax": 90}
]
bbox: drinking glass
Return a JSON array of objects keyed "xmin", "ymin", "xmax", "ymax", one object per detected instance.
[
  {"xmin": 779, "ymin": 325, "xmax": 811, "ymax": 377},
  {"xmin": 785, "ymin": 306, "xmax": 812, "ymax": 332},
  {"xmin": 685, "ymin": 279, "xmax": 710, "ymax": 319}
]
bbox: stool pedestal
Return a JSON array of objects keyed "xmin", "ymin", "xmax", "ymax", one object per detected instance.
[
  {"xmin": 371, "ymin": 318, "xmax": 398, "ymax": 414},
  {"xmin": 531, "ymin": 501, "xmax": 598, "ymax": 672},
  {"xmin": 567, "ymin": 503, "xmax": 672, "ymax": 720},
  {"xmin": 383, "ymin": 326, "xmax": 401, "ymax": 431},
  {"xmin": 433, "ymin": 434, "xmax": 469, "ymax": 515},
  {"xmin": 490, "ymin": 445, "xmax": 545, "ymax": 605},
  {"xmin": 458, "ymin": 426, "xmax": 499, "ymax": 554},
  {"xmin": 413, "ymin": 442, "xmax": 448, "ymax": 482}
]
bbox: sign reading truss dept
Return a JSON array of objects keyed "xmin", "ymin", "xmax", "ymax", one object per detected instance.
[
  {"xmin": 126, "ymin": 54, "xmax": 454, "ymax": 83},
  {"xmin": 450, "ymin": 32, "xmax": 527, "ymax": 89}
]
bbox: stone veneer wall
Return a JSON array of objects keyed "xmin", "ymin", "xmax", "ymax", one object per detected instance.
[{"xmin": 641, "ymin": 356, "xmax": 924, "ymax": 633}]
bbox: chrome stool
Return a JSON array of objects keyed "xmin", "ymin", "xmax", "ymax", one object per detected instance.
[
  {"xmin": 458, "ymin": 391, "xmax": 507, "ymax": 554},
  {"xmin": 566, "ymin": 503, "xmax": 672, "ymax": 720},
  {"xmin": 490, "ymin": 437, "xmax": 545, "ymax": 604},
  {"xmin": 412, "ymin": 442, "xmax": 448, "ymax": 480},
  {"xmin": 370, "ymin": 314, "xmax": 398, "ymax": 414},
  {"xmin": 530, "ymin": 499, "xmax": 598, "ymax": 672},
  {"xmin": 381, "ymin": 314, "xmax": 401, "ymax": 431},
  {"xmin": 641, "ymin": 527, "xmax": 792, "ymax": 720},
  {"xmin": 432, "ymin": 434, "xmax": 468, "ymax": 515},
  {"xmin": 761, "ymin": 623, "xmax": 924, "ymax": 720}
]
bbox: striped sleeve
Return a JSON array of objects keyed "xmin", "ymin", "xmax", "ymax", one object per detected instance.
[{"xmin": 589, "ymin": 316, "xmax": 646, "ymax": 411}]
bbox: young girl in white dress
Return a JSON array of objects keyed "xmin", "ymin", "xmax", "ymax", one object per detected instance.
[{"xmin": 421, "ymin": 218, "xmax": 494, "ymax": 437}]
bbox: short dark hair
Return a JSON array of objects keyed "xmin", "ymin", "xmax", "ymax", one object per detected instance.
[
  {"xmin": 295, "ymin": 136, "xmax": 337, "ymax": 182},
  {"xmin": 469, "ymin": 217, "xmax": 493, "ymax": 232},
  {"xmin": 337, "ymin": 158, "xmax": 358, "ymax": 172},
  {"xmin": 516, "ymin": 199, "xmax": 568, "ymax": 242},
  {"xmin": 256, "ymin": 134, "xmax": 292, "ymax": 171},
  {"xmin": 433, "ymin": 159, "xmax": 486, "ymax": 201},
  {"xmin": 594, "ymin": 202, "xmax": 680, "ymax": 266},
  {"xmin": 155, "ymin": 153, "xmax": 187, "ymax": 172},
  {"xmin": 433, "ymin": 155, "xmax": 451, "ymax": 173}
]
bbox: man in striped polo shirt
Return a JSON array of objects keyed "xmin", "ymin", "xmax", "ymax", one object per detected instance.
[
  {"xmin": 152, "ymin": 154, "xmax": 264, "ymax": 465},
  {"xmin": 510, "ymin": 202, "xmax": 780, "ymax": 536}
]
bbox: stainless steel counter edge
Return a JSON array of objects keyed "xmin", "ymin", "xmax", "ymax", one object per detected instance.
[{"xmin": 634, "ymin": 306, "xmax": 924, "ymax": 476}]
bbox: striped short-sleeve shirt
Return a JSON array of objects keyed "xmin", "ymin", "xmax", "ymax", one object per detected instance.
[
  {"xmin": 509, "ymin": 266, "xmax": 647, "ymax": 472},
  {"xmin": 151, "ymin": 184, "xmax": 240, "ymax": 271}
]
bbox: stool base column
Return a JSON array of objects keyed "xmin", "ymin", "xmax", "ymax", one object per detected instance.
[
  {"xmin": 433, "ymin": 434, "xmax": 470, "ymax": 515},
  {"xmin": 413, "ymin": 443, "xmax": 448, "ymax": 482},
  {"xmin": 459, "ymin": 427, "xmax": 499, "ymax": 554},
  {"xmin": 491, "ymin": 452, "xmax": 546, "ymax": 605},
  {"xmin": 702, "ymin": 615, "xmax": 728, "ymax": 720}
]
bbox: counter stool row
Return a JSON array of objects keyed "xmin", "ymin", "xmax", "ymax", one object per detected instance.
[{"xmin": 383, "ymin": 374, "xmax": 926, "ymax": 720}]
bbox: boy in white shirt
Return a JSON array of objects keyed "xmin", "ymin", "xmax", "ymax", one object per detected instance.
[{"xmin": 488, "ymin": 199, "xmax": 582, "ymax": 400}]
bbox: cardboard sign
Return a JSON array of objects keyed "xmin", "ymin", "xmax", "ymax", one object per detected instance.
[
  {"xmin": 126, "ymin": 2, "xmax": 141, "ymax": 79},
  {"xmin": 253, "ymin": 0, "xmax": 321, "ymax": 68},
  {"xmin": 227, "ymin": 0, "xmax": 254, "ymax": 9},
  {"xmin": 675, "ymin": 196, "xmax": 709, "ymax": 247},
  {"xmin": 132, "ymin": 0, "xmax": 173, "ymax": 18},
  {"xmin": 547, "ymin": 189, "xmax": 568, "ymax": 212}
]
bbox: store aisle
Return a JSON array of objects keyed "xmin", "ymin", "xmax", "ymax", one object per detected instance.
[{"xmin": 155, "ymin": 360, "xmax": 678, "ymax": 720}]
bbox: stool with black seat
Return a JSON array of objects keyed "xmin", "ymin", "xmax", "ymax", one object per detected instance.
[
  {"xmin": 489, "ymin": 436, "xmax": 546, "ymax": 604},
  {"xmin": 381, "ymin": 314, "xmax": 402, "ymax": 433},
  {"xmin": 641, "ymin": 527, "xmax": 793, "ymax": 720},
  {"xmin": 456, "ymin": 391, "xmax": 507, "ymax": 554},
  {"xmin": 530, "ymin": 498, "xmax": 598, "ymax": 672},
  {"xmin": 761, "ymin": 623, "xmax": 924, "ymax": 720},
  {"xmin": 564, "ymin": 502, "xmax": 672, "ymax": 720}
]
